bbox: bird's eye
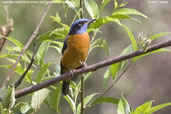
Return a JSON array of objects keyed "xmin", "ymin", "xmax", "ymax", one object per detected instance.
[
  {"xmin": 78, "ymin": 23, "xmax": 82, "ymax": 26},
  {"xmin": 78, "ymin": 21, "xmax": 85, "ymax": 26}
]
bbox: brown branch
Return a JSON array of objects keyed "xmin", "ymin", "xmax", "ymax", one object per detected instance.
[
  {"xmin": 0, "ymin": 6, "xmax": 14, "ymax": 53},
  {"xmin": 0, "ymin": 0, "xmax": 52, "ymax": 90},
  {"xmin": 0, "ymin": 39, "xmax": 170, "ymax": 101},
  {"xmin": 14, "ymin": 44, "xmax": 38, "ymax": 88},
  {"xmin": 0, "ymin": 39, "xmax": 168, "ymax": 99}
]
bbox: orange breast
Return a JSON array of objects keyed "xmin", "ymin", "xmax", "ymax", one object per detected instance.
[{"xmin": 62, "ymin": 33, "xmax": 90, "ymax": 73}]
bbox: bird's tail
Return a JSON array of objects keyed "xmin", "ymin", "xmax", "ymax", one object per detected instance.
[{"xmin": 62, "ymin": 81, "xmax": 70, "ymax": 95}]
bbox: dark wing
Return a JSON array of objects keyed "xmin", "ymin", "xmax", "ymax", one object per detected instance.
[
  {"xmin": 60, "ymin": 36, "xmax": 68, "ymax": 74},
  {"xmin": 61, "ymin": 36, "xmax": 68, "ymax": 55}
]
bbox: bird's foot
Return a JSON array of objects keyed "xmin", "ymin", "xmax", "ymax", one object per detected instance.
[
  {"xmin": 69, "ymin": 69, "xmax": 76, "ymax": 78},
  {"xmin": 79, "ymin": 61, "xmax": 87, "ymax": 68}
]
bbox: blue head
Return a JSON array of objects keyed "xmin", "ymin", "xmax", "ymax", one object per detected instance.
[{"xmin": 69, "ymin": 18, "xmax": 95, "ymax": 35}]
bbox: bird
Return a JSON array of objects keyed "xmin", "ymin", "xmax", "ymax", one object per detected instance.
[{"xmin": 60, "ymin": 18, "xmax": 95, "ymax": 95}]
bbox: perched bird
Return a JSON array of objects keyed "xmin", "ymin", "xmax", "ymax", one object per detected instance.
[{"xmin": 60, "ymin": 18, "xmax": 95, "ymax": 95}]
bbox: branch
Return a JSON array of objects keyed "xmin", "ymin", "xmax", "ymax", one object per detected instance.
[
  {"xmin": 0, "ymin": 0, "xmax": 52, "ymax": 90},
  {"xmin": 80, "ymin": 0, "xmax": 84, "ymax": 114},
  {"xmin": 0, "ymin": 6, "xmax": 14, "ymax": 53},
  {"xmin": 0, "ymin": 39, "xmax": 168, "ymax": 100},
  {"xmin": 14, "ymin": 44, "xmax": 38, "ymax": 88}
]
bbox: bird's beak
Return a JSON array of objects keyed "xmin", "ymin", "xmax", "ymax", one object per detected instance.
[{"xmin": 86, "ymin": 19, "xmax": 96, "ymax": 25}]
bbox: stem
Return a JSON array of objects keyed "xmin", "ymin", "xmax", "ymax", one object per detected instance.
[
  {"xmin": 80, "ymin": 0, "xmax": 83, "ymax": 18},
  {"xmin": 81, "ymin": 75, "xmax": 84, "ymax": 114},
  {"xmin": 79, "ymin": 0, "xmax": 84, "ymax": 114},
  {"xmin": 100, "ymin": 61, "xmax": 133, "ymax": 97}
]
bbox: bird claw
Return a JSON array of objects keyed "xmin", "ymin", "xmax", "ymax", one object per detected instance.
[
  {"xmin": 80, "ymin": 61, "xmax": 87, "ymax": 68},
  {"xmin": 70, "ymin": 69, "xmax": 76, "ymax": 78}
]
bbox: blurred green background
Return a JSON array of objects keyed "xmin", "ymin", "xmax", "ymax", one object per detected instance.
[{"xmin": 0, "ymin": 0, "xmax": 171, "ymax": 114}]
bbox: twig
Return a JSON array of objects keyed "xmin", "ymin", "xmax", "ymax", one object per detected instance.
[
  {"xmin": 80, "ymin": 0, "xmax": 84, "ymax": 114},
  {"xmin": 0, "ymin": 6, "xmax": 14, "ymax": 53},
  {"xmin": 14, "ymin": 44, "xmax": 38, "ymax": 88},
  {"xmin": 81, "ymin": 75, "xmax": 84, "ymax": 114},
  {"xmin": 80, "ymin": 0, "xmax": 83, "ymax": 18},
  {"xmin": 0, "ymin": 39, "xmax": 170, "ymax": 100},
  {"xmin": 99, "ymin": 61, "xmax": 133, "ymax": 97},
  {"xmin": 0, "ymin": 0, "xmax": 52, "ymax": 90}
]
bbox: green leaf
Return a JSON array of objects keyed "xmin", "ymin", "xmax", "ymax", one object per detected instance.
[
  {"xmin": 103, "ymin": 67, "xmax": 111, "ymax": 87},
  {"xmin": 37, "ymin": 28, "xmax": 69, "ymax": 42},
  {"xmin": 36, "ymin": 62, "xmax": 52, "ymax": 83},
  {"xmin": 2, "ymin": 86, "xmax": 15, "ymax": 109},
  {"xmin": 0, "ymin": 54, "xmax": 18, "ymax": 59},
  {"xmin": 50, "ymin": 46, "xmax": 62, "ymax": 54},
  {"xmin": 31, "ymin": 88, "xmax": 50, "ymax": 112},
  {"xmin": 5, "ymin": 37, "xmax": 23, "ymax": 50},
  {"xmin": 100, "ymin": 0, "xmax": 110, "ymax": 12},
  {"xmin": 0, "ymin": 102, "xmax": 5, "ymax": 114},
  {"xmin": 84, "ymin": 0, "xmax": 99, "ymax": 19},
  {"xmin": 90, "ymin": 16, "xmax": 121, "ymax": 29},
  {"xmin": 147, "ymin": 102, "xmax": 171, "ymax": 114},
  {"xmin": 47, "ymin": 40, "xmax": 63, "ymax": 48},
  {"xmin": 111, "ymin": 14, "xmax": 141, "ymax": 23},
  {"xmin": 24, "ymin": 69, "xmax": 34, "ymax": 84},
  {"xmin": 36, "ymin": 41, "xmax": 50, "ymax": 66},
  {"xmin": 63, "ymin": 2, "xmax": 68, "ymax": 17},
  {"xmin": 134, "ymin": 48, "xmax": 171, "ymax": 61},
  {"xmin": 122, "ymin": 24, "xmax": 138, "ymax": 51},
  {"xmin": 134, "ymin": 101, "xmax": 152, "ymax": 114},
  {"xmin": 149, "ymin": 32, "xmax": 171, "ymax": 41},
  {"xmin": 84, "ymin": 93, "xmax": 98, "ymax": 106},
  {"xmin": 118, "ymin": 1, "xmax": 128, "ymax": 8},
  {"xmin": 64, "ymin": 95, "xmax": 76, "ymax": 113},
  {"xmin": 113, "ymin": 8, "xmax": 147, "ymax": 18},
  {"xmin": 114, "ymin": 0, "xmax": 118, "ymax": 9},
  {"xmin": 117, "ymin": 96, "xmax": 131, "ymax": 114},
  {"xmin": 6, "ymin": 59, "xmax": 24, "ymax": 75},
  {"xmin": 90, "ymin": 37, "xmax": 109, "ymax": 55},
  {"xmin": 110, "ymin": 63, "xmax": 120, "ymax": 79},
  {"xmin": 0, "ymin": 102, "xmax": 8, "ymax": 114},
  {"xmin": 90, "ymin": 97, "xmax": 119, "ymax": 106},
  {"xmin": 42, "ymin": 76, "xmax": 57, "ymax": 82},
  {"xmin": 46, "ymin": 85, "xmax": 62, "ymax": 113},
  {"xmin": 12, "ymin": 102, "xmax": 34, "ymax": 114},
  {"xmin": 20, "ymin": 103, "xmax": 33, "ymax": 114},
  {"xmin": 0, "ymin": 65, "xmax": 12, "ymax": 69},
  {"xmin": 110, "ymin": 45, "xmax": 133, "ymax": 79},
  {"xmin": 49, "ymin": 13, "xmax": 61, "ymax": 23},
  {"xmin": 76, "ymin": 103, "xmax": 81, "ymax": 114},
  {"xmin": 0, "ymin": 87, "xmax": 6, "ymax": 97},
  {"xmin": 65, "ymin": 0, "xmax": 79, "ymax": 17},
  {"xmin": 26, "ymin": 108, "xmax": 34, "ymax": 114}
]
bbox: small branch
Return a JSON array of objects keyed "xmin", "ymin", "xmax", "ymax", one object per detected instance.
[
  {"xmin": 14, "ymin": 44, "xmax": 38, "ymax": 88},
  {"xmin": 0, "ymin": 6, "xmax": 14, "ymax": 53},
  {"xmin": 0, "ymin": 0, "xmax": 52, "ymax": 90},
  {"xmin": 81, "ymin": 75, "xmax": 84, "ymax": 114},
  {"xmin": 80, "ymin": 0, "xmax": 83, "ymax": 18},
  {"xmin": 80, "ymin": 0, "xmax": 84, "ymax": 114},
  {"xmin": 0, "ymin": 39, "xmax": 170, "ymax": 101},
  {"xmin": 99, "ymin": 61, "xmax": 133, "ymax": 97}
]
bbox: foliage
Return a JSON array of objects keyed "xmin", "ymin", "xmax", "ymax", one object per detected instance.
[{"xmin": 0, "ymin": 0, "xmax": 171, "ymax": 114}]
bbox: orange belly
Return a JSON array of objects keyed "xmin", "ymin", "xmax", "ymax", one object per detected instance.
[{"xmin": 61, "ymin": 33, "xmax": 90, "ymax": 73}]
